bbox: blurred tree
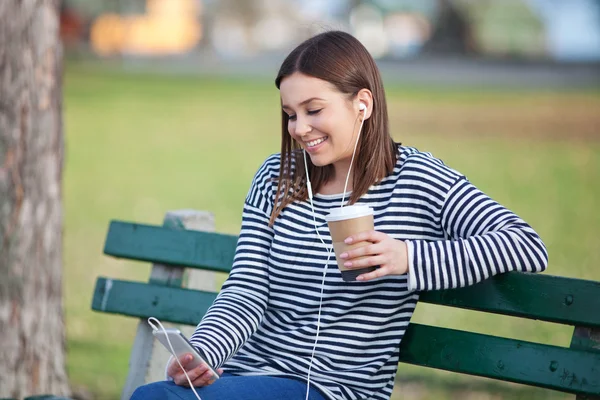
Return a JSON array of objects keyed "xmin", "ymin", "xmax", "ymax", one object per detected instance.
[
  {"xmin": 422, "ymin": 0, "xmax": 474, "ymax": 55},
  {"xmin": 0, "ymin": 1, "xmax": 70, "ymax": 398}
]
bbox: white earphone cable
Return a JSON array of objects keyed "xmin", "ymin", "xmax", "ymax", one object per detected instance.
[
  {"xmin": 303, "ymin": 105, "xmax": 366, "ymax": 400},
  {"xmin": 305, "ymin": 206, "xmax": 333, "ymax": 400},
  {"xmin": 340, "ymin": 109, "xmax": 366, "ymax": 208},
  {"xmin": 148, "ymin": 317, "xmax": 203, "ymax": 400}
]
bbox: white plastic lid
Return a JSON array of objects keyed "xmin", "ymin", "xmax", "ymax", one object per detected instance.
[{"xmin": 325, "ymin": 205, "xmax": 374, "ymax": 222}]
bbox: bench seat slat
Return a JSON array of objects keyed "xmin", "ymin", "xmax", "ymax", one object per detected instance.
[
  {"xmin": 400, "ymin": 323, "xmax": 600, "ymax": 396},
  {"xmin": 419, "ymin": 273, "xmax": 600, "ymax": 328},
  {"xmin": 92, "ymin": 277, "xmax": 600, "ymax": 396},
  {"xmin": 104, "ymin": 221, "xmax": 237, "ymax": 274}
]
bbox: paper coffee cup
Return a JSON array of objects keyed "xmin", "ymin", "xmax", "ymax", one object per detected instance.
[{"xmin": 326, "ymin": 205, "xmax": 376, "ymax": 282}]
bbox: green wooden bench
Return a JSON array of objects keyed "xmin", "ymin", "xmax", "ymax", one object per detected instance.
[
  {"xmin": 92, "ymin": 210, "xmax": 600, "ymax": 400},
  {"xmin": 1, "ymin": 396, "xmax": 67, "ymax": 399}
]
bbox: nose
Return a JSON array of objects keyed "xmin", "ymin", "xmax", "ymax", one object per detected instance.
[{"xmin": 292, "ymin": 116, "xmax": 312, "ymax": 137}]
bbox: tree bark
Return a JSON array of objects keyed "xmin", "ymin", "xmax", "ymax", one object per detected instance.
[{"xmin": 0, "ymin": 1, "xmax": 70, "ymax": 398}]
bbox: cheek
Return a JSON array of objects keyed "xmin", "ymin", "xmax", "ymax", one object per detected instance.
[
  {"xmin": 317, "ymin": 109, "xmax": 346, "ymax": 133},
  {"xmin": 310, "ymin": 115, "xmax": 329, "ymax": 135}
]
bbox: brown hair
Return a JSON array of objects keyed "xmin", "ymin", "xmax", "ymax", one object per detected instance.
[{"xmin": 270, "ymin": 31, "xmax": 398, "ymax": 225}]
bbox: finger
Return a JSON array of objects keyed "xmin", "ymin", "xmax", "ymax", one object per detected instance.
[
  {"xmin": 192, "ymin": 367, "xmax": 218, "ymax": 387},
  {"xmin": 167, "ymin": 353, "xmax": 193, "ymax": 377},
  {"xmin": 340, "ymin": 242, "xmax": 383, "ymax": 260},
  {"xmin": 190, "ymin": 365, "xmax": 213, "ymax": 387},
  {"xmin": 173, "ymin": 371, "xmax": 191, "ymax": 387},
  {"xmin": 356, "ymin": 265, "xmax": 392, "ymax": 282},
  {"xmin": 174, "ymin": 363, "xmax": 208, "ymax": 387},
  {"xmin": 344, "ymin": 230, "xmax": 386, "ymax": 245},
  {"xmin": 344, "ymin": 254, "xmax": 386, "ymax": 269}
]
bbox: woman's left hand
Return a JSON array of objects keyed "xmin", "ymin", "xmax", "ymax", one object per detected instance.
[{"xmin": 339, "ymin": 230, "xmax": 409, "ymax": 281}]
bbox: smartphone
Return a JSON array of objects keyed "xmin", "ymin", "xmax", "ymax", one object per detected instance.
[{"xmin": 152, "ymin": 328, "xmax": 220, "ymax": 381}]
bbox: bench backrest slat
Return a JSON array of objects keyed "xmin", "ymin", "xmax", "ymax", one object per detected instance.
[
  {"xmin": 419, "ymin": 273, "xmax": 600, "ymax": 328},
  {"xmin": 91, "ymin": 277, "xmax": 600, "ymax": 396},
  {"xmin": 104, "ymin": 221, "xmax": 237, "ymax": 274},
  {"xmin": 104, "ymin": 221, "xmax": 600, "ymax": 328}
]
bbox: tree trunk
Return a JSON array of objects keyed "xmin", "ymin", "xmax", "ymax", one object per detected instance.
[{"xmin": 0, "ymin": 1, "xmax": 70, "ymax": 398}]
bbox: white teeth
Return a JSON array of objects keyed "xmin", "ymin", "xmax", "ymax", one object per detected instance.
[{"xmin": 307, "ymin": 137, "xmax": 326, "ymax": 147}]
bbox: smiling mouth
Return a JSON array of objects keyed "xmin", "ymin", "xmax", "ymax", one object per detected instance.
[{"xmin": 305, "ymin": 137, "xmax": 327, "ymax": 148}]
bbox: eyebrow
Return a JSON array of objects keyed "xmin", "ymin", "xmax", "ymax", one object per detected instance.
[{"xmin": 281, "ymin": 97, "xmax": 325, "ymax": 110}]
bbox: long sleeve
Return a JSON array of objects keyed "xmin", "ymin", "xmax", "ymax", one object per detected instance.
[
  {"xmin": 406, "ymin": 176, "xmax": 548, "ymax": 292},
  {"xmin": 188, "ymin": 161, "xmax": 276, "ymax": 369}
]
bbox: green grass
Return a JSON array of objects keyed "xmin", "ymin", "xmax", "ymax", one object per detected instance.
[
  {"xmin": 67, "ymin": 336, "xmax": 131, "ymax": 398},
  {"xmin": 63, "ymin": 62, "xmax": 599, "ymax": 399}
]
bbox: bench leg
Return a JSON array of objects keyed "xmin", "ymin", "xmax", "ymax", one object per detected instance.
[
  {"xmin": 120, "ymin": 210, "xmax": 217, "ymax": 400},
  {"xmin": 571, "ymin": 326, "xmax": 600, "ymax": 400},
  {"xmin": 121, "ymin": 321, "xmax": 156, "ymax": 400}
]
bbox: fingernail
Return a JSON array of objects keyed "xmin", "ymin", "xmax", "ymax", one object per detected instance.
[
  {"xmin": 357, "ymin": 276, "xmax": 364, "ymax": 281},
  {"xmin": 186, "ymin": 355, "xmax": 192, "ymax": 362},
  {"xmin": 344, "ymin": 237, "xmax": 353, "ymax": 244},
  {"xmin": 340, "ymin": 252, "xmax": 348, "ymax": 259},
  {"xmin": 344, "ymin": 262, "xmax": 352, "ymax": 267}
]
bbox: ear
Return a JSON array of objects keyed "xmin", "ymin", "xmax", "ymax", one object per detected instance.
[{"xmin": 356, "ymin": 89, "xmax": 374, "ymax": 121}]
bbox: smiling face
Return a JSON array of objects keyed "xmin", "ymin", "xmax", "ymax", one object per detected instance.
[{"xmin": 279, "ymin": 72, "xmax": 364, "ymax": 178}]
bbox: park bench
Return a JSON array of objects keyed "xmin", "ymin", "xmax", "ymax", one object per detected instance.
[
  {"xmin": 1, "ymin": 397, "xmax": 71, "ymax": 400},
  {"xmin": 91, "ymin": 210, "xmax": 600, "ymax": 400},
  {"xmin": 0, "ymin": 397, "xmax": 72, "ymax": 400}
]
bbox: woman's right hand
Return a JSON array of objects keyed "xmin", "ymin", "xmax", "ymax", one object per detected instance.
[{"xmin": 167, "ymin": 353, "xmax": 223, "ymax": 387}]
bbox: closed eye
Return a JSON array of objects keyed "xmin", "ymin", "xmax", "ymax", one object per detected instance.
[{"xmin": 285, "ymin": 109, "xmax": 322, "ymax": 121}]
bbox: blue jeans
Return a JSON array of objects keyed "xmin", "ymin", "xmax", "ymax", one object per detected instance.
[{"xmin": 130, "ymin": 373, "xmax": 327, "ymax": 400}]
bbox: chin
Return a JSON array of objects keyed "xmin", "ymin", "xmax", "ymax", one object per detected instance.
[{"xmin": 308, "ymin": 154, "xmax": 332, "ymax": 167}]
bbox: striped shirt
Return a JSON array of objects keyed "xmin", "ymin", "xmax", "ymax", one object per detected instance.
[{"xmin": 190, "ymin": 145, "xmax": 548, "ymax": 400}]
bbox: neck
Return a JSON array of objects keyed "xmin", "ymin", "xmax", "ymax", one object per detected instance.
[{"xmin": 331, "ymin": 160, "xmax": 353, "ymax": 192}]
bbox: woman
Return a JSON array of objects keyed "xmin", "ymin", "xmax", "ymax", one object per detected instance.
[{"xmin": 132, "ymin": 30, "xmax": 548, "ymax": 400}]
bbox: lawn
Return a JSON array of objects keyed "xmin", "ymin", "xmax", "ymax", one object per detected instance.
[{"xmin": 62, "ymin": 62, "xmax": 600, "ymax": 399}]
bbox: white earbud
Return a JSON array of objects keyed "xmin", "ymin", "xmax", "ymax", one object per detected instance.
[{"xmin": 359, "ymin": 102, "xmax": 366, "ymax": 112}]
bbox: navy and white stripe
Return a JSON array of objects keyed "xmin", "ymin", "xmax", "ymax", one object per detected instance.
[{"xmin": 190, "ymin": 145, "xmax": 548, "ymax": 400}]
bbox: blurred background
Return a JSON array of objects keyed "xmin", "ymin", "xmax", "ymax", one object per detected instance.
[{"xmin": 59, "ymin": 0, "xmax": 599, "ymax": 398}]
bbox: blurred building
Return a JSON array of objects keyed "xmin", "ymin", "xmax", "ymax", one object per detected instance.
[
  {"xmin": 89, "ymin": 0, "xmax": 201, "ymax": 56},
  {"xmin": 63, "ymin": 0, "xmax": 600, "ymax": 62}
]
